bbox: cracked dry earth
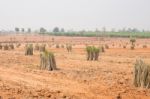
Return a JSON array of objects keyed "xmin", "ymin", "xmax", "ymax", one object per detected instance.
[{"xmin": 0, "ymin": 37, "xmax": 150, "ymax": 99}]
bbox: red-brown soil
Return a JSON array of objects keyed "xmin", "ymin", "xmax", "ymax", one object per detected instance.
[{"xmin": 0, "ymin": 35, "xmax": 150, "ymax": 99}]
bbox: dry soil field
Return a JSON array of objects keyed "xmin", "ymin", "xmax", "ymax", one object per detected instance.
[{"xmin": 0, "ymin": 35, "xmax": 150, "ymax": 99}]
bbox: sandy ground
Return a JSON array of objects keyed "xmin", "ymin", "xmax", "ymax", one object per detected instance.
[{"xmin": 0, "ymin": 35, "xmax": 150, "ymax": 99}]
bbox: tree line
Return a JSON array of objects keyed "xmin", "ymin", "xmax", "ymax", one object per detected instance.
[{"xmin": 14, "ymin": 27, "xmax": 65, "ymax": 33}]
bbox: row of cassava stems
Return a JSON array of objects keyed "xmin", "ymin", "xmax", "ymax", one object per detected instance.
[
  {"xmin": 0, "ymin": 43, "xmax": 21, "ymax": 50},
  {"xmin": 25, "ymin": 43, "xmax": 56, "ymax": 71},
  {"xmin": 24, "ymin": 43, "xmax": 150, "ymax": 89},
  {"xmin": 86, "ymin": 46, "xmax": 103, "ymax": 61},
  {"xmin": 24, "ymin": 43, "xmax": 73, "ymax": 71},
  {"xmin": 1, "ymin": 37, "xmax": 150, "ymax": 89}
]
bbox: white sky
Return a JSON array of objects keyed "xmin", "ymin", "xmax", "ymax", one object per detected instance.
[{"xmin": 0, "ymin": 0, "xmax": 150, "ymax": 31}]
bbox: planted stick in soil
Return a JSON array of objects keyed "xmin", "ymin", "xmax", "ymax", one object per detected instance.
[
  {"xmin": 40, "ymin": 50, "xmax": 57, "ymax": 71},
  {"xmin": 134, "ymin": 59, "xmax": 150, "ymax": 88},
  {"xmin": 25, "ymin": 44, "xmax": 33, "ymax": 55}
]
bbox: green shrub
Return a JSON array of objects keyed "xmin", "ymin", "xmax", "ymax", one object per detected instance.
[
  {"xmin": 86, "ymin": 46, "xmax": 100, "ymax": 61},
  {"xmin": 93, "ymin": 47, "xmax": 100, "ymax": 60},
  {"xmin": 130, "ymin": 38, "xmax": 136, "ymax": 45},
  {"xmin": 40, "ymin": 50, "xmax": 57, "ymax": 71},
  {"xmin": 130, "ymin": 38, "xmax": 136, "ymax": 50},
  {"xmin": 134, "ymin": 59, "xmax": 150, "ymax": 88}
]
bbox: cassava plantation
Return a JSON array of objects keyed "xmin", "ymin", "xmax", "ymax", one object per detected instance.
[
  {"xmin": 0, "ymin": 35, "xmax": 150, "ymax": 99},
  {"xmin": 0, "ymin": 0, "xmax": 150, "ymax": 98}
]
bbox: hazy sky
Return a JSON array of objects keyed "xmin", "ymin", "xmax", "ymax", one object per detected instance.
[{"xmin": 0, "ymin": 0, "xmax": 149, "ymax": 31}]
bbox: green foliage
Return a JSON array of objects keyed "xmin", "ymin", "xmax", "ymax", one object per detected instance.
[
  {"xmin": 40, "ymin": 50, "xmax": 57, "ymax": 71},
  {"xmin": 60, "ymin": 28, "xmax": 65, "ymax": 32},
  {"xmin": 15, "ymin": 27, "xmax": 19, "ymax": 32},
  {"xmin": 134, "ymin": 59, "xmax": 150, "ymax": 88},
  {"xmin": 53, "ymin": 27, "xmax": 59, "ymax": 33},
  {"xmin": 28, "ymin": 28, "xmax": 31, "ymax": 33},
  {"xmin": 93, "ymin": 47, "xmax": 100, "ymax": 60},
  {"xmin": 130, "ymin": 37, "xmax": 136, "ymax": 50},
  {"xmin": 130, "ymin": 38, "xmax": 136, "ymax": 44},
  {"xmin": 40, "ymin": 27, "xmax": 47, "ymax": 33},
  {"xmin": 86, "ymin": 46, "xmax": 100, "ymax": 61},
  {"xmin": 44, "ymin": 31, "xmax": 150, "ymax": 38}
]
